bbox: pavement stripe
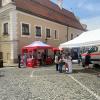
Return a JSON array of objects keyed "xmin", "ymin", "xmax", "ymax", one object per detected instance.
[
  {"xmin": 68, "ymin": 75, "xmax": 100, "ymax": 100},
  {"xmin": 30, "ymin": 69, "xmax": 56, "ymax": 77}
]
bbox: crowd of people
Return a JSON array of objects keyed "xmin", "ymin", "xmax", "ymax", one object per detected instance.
[
  {"xmin": 18, "ymin": 51, "xmax": 49, "ymax": 68},
  {"xmin": 54, "ymin": 52, "xmax": 72, "ymax": 73},
  {"xmin": 17, "ymin": 50, "xmax": 100, "ymax": 77}
]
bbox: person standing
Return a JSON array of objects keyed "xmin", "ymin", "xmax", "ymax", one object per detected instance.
[
  {"xmin": 23, "ymin": 53, "xmax": 27, "ymax": 67},
  {"xmin": 37, "ymin": 52, "xmax": 42, "ymax": 66},
  {"xmin": 78, "ymin": 53, "xmax": 82, "ymax": 65},
  {"xmin": 54, "ymin": 54, "xmax": 59, "ymax": 71},
  {"xmin": 58, "ymin": 56, "xmax": 64, "ymax": 73},
  {"xmin": 18, "ymin": 54, "xmax": 21, "ymax": 68},
  {"xmin": 85, "ymin": 51, "xmax": 91, "ymax": 68},
  {"xmin": 63, "ymin": 56, "xmax": 68, "ymax": 73},
  {"xmin": 66, "ymin": 53, "xmax": 72, "ymax": 74}
]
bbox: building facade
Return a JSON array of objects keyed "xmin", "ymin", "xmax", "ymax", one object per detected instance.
[{"xmin": 0, "ymin": 0, "xmax": 85, "ymax": 63}]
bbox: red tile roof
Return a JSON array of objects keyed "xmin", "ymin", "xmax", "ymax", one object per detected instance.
[{"xmin": 14, "ymin": 0, "xmax": 84, "ymax": 30}]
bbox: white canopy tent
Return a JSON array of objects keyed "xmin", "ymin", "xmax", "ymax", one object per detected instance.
[{"xmin": 59, "ymin": 29, "xmax": 100, "ymax": 48}]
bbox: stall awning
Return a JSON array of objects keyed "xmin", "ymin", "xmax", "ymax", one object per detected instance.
[
  {"xmin": 59, "ymin": 29, "xmax": 100, "ymax": 48},
  {"xmin": 23, "ymin": 41, "xmax": 52, "ymax": 49}
]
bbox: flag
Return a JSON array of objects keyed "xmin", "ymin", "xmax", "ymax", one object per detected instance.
[{"xmin": 57, "ymin": 0, "xmax": 63, "ymax": 9}]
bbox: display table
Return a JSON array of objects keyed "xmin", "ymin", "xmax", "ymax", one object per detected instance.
[
  {"xmin": 27, "ymin": 58, "xmax": 38, "ymax": 68},
  {"xmin": 45, "ymin": 57, "xmax": 53, "ymax": 65}
]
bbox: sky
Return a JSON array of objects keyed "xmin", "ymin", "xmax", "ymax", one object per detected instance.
[{"xmin": 51, "ymin": 0, "xmax": 100, "ymax": 30}]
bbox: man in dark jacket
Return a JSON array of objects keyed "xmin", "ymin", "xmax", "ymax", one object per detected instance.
[
  {"xmin": 18, "ymin": 54, "xmax": 21, "ymax": 68},
  {"xmin": 85, "ymin": 51, "xmax": 91, "ymax": 68}
]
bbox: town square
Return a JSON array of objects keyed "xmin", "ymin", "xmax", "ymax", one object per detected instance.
[
  {"xmin": 0, "ymin": 64, "xmax": 100, "ymax": 100},
  {"xmin": 0, "ymin": 0, "xmax": 100, "ymax": 100}
]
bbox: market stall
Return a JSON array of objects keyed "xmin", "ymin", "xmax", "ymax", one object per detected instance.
[
  {"xmin": 52, "ymin": 47, "xmax": 63, "ymax": 51},
  {"xmin": 59, "ymin": 29, "xmax": 100, "ymax": 48},
  {"xmin": 22, "ymin": 41, "xmax": 53, "ymax": 67}
]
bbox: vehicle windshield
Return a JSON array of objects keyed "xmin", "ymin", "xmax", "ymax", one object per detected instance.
[
  {"xmin": 81, "ymin": 46, "xmax": 98, "ymax": 54},
  {"xmin": 88, "ymin": 46, "xmax": 98, "ymax": 53}
]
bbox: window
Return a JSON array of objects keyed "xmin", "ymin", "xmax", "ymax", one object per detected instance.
[
  {"xmin": 71, "ymin": 34, "xmax": 73, "ymax": 40},
  {"xmin": 54, "ymin": 30, "xmax": 58, "ymax": 39},
  {"xmin": 22, "ymin": 23, "xmax": 30, "ymax": 35},
  {"xmin": 89, "ymin": 46, "xmax": 98, "ymax": 53},
  {"xmin": 35, "ymin": 26, "xmax": 41, "ymax": 37},
  {"xmin": 3, "ymin": 23, "xmax": 8, "ymax": 35},
  {"xmin": 0, "ymin": 52, "xmax": 3, "ymax": 59},
  {"xmin": 46, "ymin": 28, "xmax": 51, "ymax": 38}
]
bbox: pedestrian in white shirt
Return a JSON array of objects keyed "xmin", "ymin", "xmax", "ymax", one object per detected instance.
[
  {"xmin": 64, "ymin": 53, "xmax": 72, "ymax": 74},
  {"xmin": 54, "ymin": 54, "xmax": 59, "ymax": 71}
]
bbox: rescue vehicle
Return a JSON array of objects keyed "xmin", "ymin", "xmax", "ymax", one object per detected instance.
[{"xmin": 81, "ymin": 46, "xmax": 100, "ymax": 67}]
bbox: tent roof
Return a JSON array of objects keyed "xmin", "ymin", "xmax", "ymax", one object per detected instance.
[
  {"xmin": 24, "ymin": 41, "xmax": 52, "ymax": 49},
  {"xmin": 59, "ymin": 29, "xmax": 100, "ymax": 48}
]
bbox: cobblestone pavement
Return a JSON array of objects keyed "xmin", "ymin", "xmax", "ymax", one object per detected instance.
[{"xmin": 0, "ymin": 64, "xmax": 100, "ymax": 100}]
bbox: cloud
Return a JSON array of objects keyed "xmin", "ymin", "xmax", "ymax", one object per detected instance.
[
  {"xmin": 77, "ymin": 2, "xmax": 100, "ymax": 12},
  {"xmin": 81, "ymin": 16, "xmax": 100, "ymax": 30},
  {"xmin": 77, "ymin": 0, "xmax": 87, "ymax": 8},
  {"xmin": 84, "ymin": 4, "xmax": 100, "ymax": 12}
]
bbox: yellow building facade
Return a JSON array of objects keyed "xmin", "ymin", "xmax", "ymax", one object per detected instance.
[{"xmin": 0, "ymin": 0, "xmax": 85, "ymax": 64}]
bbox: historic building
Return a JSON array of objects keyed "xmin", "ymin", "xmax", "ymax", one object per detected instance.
[{"xmin": 0, "ymin": 0, "xmax": 85, "ymax": 63}]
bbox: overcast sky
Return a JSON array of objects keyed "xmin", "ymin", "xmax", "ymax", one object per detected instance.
[{"xmin": 51, "ymin": 0, "xmax": 100, "ymax": 30}]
